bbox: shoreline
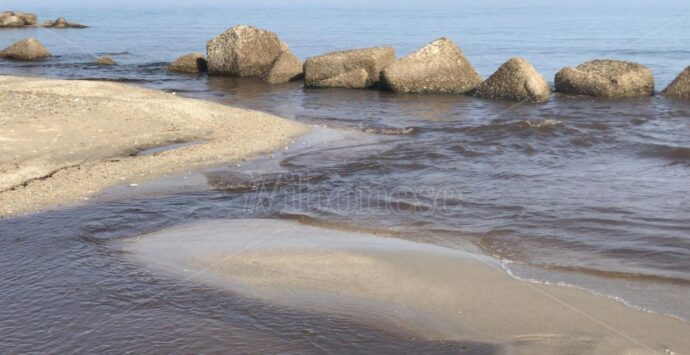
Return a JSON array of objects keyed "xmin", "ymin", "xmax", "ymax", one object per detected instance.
[
  {"xmin": 123, "ymin": 218, "xmax": 690, "ymax": 355},
  {"xmin": 0, "ymin": 75, "xmax": 310, "ymax": 218}
]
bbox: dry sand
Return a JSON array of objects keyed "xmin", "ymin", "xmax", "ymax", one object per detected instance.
[
  {"xmin": 0, "ymin": 75, "xmax": 310, "ymax": 217},
  {"xmin": 124, "ymin": 219, "xmax": 690, "ymax": 355}
]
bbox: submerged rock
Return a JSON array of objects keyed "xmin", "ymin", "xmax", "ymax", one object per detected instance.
[
  {"xmin": 168, "ymin": 52, "xmax": 208, "ymax": 73},
  {"xmin": 662, "ymin": 66, "xmax": 690, "ymax": 100},
  {"xmin": 0, "ymin": 38, "xmax": 50, "ymax": 60},
  {"xmin": 207, "ymin": 25, "xmax": 283, "ymax": 77},
  {"xmin": 555, "ymin": 59, "xmax": 654, "ymax": 99},
  {"xmin": 381, "ymin": 37, "xmax": 481, "ymax": 94},
  {"xmin": 95, "ymin": 55, "xmax": 116, "ymax": 66},
  {"xmin": 473, "ymin": 57, "xmax": 550, "ymax": 103},
  {"xmin": 264, "ymin": 45, "xmax": 303, "ymax": 84},
  {"xmin": 303, "ymin": 47, "xmax": 395, "ymax": 89}
]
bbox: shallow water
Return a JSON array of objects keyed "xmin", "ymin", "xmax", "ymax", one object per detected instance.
[{"xmin": 1, "ymin": 1, "xmax": 690, "ymax": 352}]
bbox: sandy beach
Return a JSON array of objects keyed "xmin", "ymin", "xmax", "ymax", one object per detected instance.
[
  {"xmin": 0, "ymin": 75, "xmax": 310, "ymax": 217},
  {"xmin": 124, "ymin": 219, "xmax": 690, "ymax": 355}
]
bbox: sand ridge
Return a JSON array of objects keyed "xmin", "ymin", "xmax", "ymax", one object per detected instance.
[
  {"xmin": 0, "ymin": 75, "xmax": 310, "ymax": 217},
  {"xmin": 124, "ymin": 218, "xmax": 690, "ymax": 355}
]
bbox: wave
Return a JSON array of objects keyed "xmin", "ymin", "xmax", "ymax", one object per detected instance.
[{"xmin": 641, "ymin": 143, "xmax": 690, "ymax": 161}]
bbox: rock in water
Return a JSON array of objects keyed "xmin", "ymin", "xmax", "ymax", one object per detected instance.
[
  {"xmin": 473, "ymin": 57, "xmax": 550, "ymax": 103},
  {"xmin": 54, "ymin": 17, "xmax": 69, "ymax": 28},
  {"xmin": 662, "ymin": 66, "xmax": 690, "ymax": 100},
  {"xmin": 207, "ymin": 25, "xmax": 283, "ymax": 77},
  {"xmin": 264, "ymin": 46, "xmax": 303, "ymax": 84},
  {"xmin": 95, "ymin": 56, "xmax": 116, "ymax": 66},
  {"xmin": 43, "ymin": 17, "xmax": 88, "ymax": 29},
  {"xmin": 168, "ymin": 52, "xmax": 208, "ymax": 73},
  {"xmin": 303, "ymin": 47, "xmax": 395, "ymax": 89},
  {"xmin": 381, "ymin": 37, "xmax": 481, "ymax": 94},
  {"xmin": 15, "ymin": 12, "xmax": 37, "ymax": 26},
  {"xmin": 0, "ymin": 38, "xmax": 50, "ymax": 60},
  {"xmin": 0, "ymin": 14, "xmax": 25, "ymax": 28},
  {"xmin": 555, "ymin": 60, "xmax": 654, "ymax": 99}
]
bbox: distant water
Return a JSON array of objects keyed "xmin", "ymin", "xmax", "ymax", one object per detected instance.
[{"xmin": 1, "ymin": 2, "xmax": 689, "ymax": 353}]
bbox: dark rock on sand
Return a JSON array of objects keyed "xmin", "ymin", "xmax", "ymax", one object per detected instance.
[
  {"xmin": 381, "ymin": 37, "xmax": 481, "ymax": 94},
  {"xmin": 0, "ymin": 38, "xmax": 50, "ymax": 60},
  {"xmin": 207, "ymin": 25, "xmax": 283, "ymax": 77},
  {"xmin": 168, "ymin": 52, "xmax": 208, "ymax": 73},
  {"xmin": 662, "ymin": 66, "xmax": 690, "ymax": 100},
  {"xmin": 96, "ymin": 56, "xmax": 116, "ymax": 66},
  {"xmin": 473, "ymin": 57, "xmax": 550, "ymax": 103},
  {"xmin": 304, "ymin": 47, "xmax": 395, "ymax": 89},
  {"xmin": 555, "ymin": 59, "xmax": 654, "ymax": 99},
  {"xmin": 264, "ymin": 44, "xmax": 303, "ymax": 84}
]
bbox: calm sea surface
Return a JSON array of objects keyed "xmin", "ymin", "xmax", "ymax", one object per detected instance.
[{"xmin": 1, "ymin": 1, "xmax": 689, "ymax": 353}]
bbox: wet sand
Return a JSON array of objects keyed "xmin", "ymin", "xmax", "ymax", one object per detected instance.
[
  {"xmin": 123, "ymin": 219, "xmax": 690, "ymax": 355},
  {"xmin": 0, "ymin": 75, "xmax": 310, "ymax": 217}
]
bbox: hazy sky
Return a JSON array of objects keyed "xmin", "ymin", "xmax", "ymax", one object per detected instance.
[{"xmin": 2, "ymin": 0, "xmax": 458, "ymax": 9}]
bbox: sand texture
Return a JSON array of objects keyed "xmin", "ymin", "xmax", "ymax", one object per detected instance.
[
  {"xmin": 124, "ymin": 219, "xmax": 690, "ymax": 355},
  {"xmin": 0, "ymin": 75, "xmax": 310, "ymax": 217}
]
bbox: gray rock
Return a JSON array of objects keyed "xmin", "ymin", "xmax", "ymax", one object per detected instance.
[
  {"xmin": 0, "ymin": 38, "xmax": 50, "ymax": 60},
  {"xmin": 473, "ymin": 57, "xmax": 550, "ymax": 103},
  {"xmin": 207, "ymin": 25, "xmax": 283, "ymax": 77},
  {"xmin": 264, "ymin": 46, "xmax": 303, "ymax": 84},
  {"xmin": 381, "ymin": 37, "xmax": 481, "ymax": 94},
  {"xmin": 95, "ymin": 55, "xmax": 116, "ymax": 66},
  {"xmin": 555, "ymin": 59, "xmax": 654, "ymax": 99},
  {"xmin": 304, "ymin": 47, "xmax": 395, "ymax": 89},
  {"xmin": 661, "ymin": 66, "xmax": 690, "ymax": 100},
  {"xmin": 42, "ymin": 19, "xmax": 54, "ymax": 28},
  {"xmin": 168, "ymin": 52, "xmax": 208, "ymax": 73}
]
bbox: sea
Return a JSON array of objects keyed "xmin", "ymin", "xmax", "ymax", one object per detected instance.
[{"xmin": 1, "ymin": 1, "xmax": 689, "ymax": 353}]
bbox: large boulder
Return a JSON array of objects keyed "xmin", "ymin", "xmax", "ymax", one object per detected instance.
[
  {"xmin": 0, "ymin": 14, "xmax": 25, "ymax": 28},
  {"xmin": 168, "ymin": 52, "xmax": 208, "ymax": 73},
  {"xmin": 303, "ymin": 47, "xmax": 395, "ymax": 89},
  {"xmin": 381, "ymin": 37, "xmax": 481, "ymax": 94},
  {"xmin": 661, "ymin": 66, "xmax": 690, "ymax": 100},
  {"xmin": 0, "ymin": 38, "xmax": 50, "ymax": 60},
  {"xmin": 473, "ymin": 57, "xmax": 550, "ymax": 103},
  {"xmin": 264, "ymin": 45, "xmax": 302, "ymax": 84},
  {"xmin": 555, "ymin": 60, "xmax": 654, "ymax": 99},
  {"xmin": 207, "ymin": 25, "xmax": 283, "ymax": 77},
  {"xmin": 15, "ymin": 12, "xmax": 37, "ymax": 26}
]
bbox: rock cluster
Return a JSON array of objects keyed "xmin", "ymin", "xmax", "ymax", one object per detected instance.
[
  {"xmin": 303, "ymin": 47, "xmax": 395, "ymax": 89},
  {"xmin": 555, "ymin": 60, "xmax": 654, "ymax": 99},
  {"xmin": 207, "ymin": 25, "xmax": 302, "ymax": 84},
  {"xmin": 0, "ymin": 38, "xmax": 50, "ymax": 60}
]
